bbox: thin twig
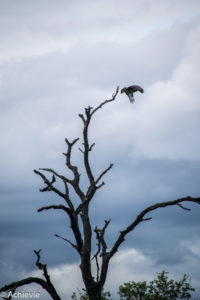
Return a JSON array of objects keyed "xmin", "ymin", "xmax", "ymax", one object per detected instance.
[
  {"xmin": 91, "ymin": 86, "xmax": 119, "ymax": 116},
  {"xmin": 54, "ymin": 234, "xmax": 78, "ymax": 250},
  {"xmin": 142, "ymin": 217, "xmax": 152, "ymax": 221},
  {"xmin": 177, "ymin": 203, "xmax": 191, "ymax": 211},
  {"xmin": 95, "ymin": 163, "xmax": 113, "ymax": 184}
]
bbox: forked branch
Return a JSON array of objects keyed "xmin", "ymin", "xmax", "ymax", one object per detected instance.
[
  {"xmin": 0, "ymin": 251, "xmax": 61, "ymax": 300},
  {"xmin": 63, "ymin": 138, "xmax": 80, "ymax": 179},
  {"xmin": 92, "ymin": 220, "xmax": 111, "ymax": 282},
  {"xmin": 108, "ymin": 196, "xmax": 200, "ymax": 259},
  {"xmin": 33, "ymin": 169, "xmax": 67, "ymax": 200}
]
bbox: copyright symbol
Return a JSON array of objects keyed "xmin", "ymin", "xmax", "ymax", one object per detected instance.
[{"xmin": 0, "ymin": 292, "xmax": 6, "ymax": 298}]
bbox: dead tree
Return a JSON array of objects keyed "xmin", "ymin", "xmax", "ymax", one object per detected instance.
[{"xmin": 1, "ymin": 87, "xmax": 200, "ymax": 300}]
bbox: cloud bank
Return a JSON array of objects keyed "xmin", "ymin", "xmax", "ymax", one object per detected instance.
[{"xmin": 0, "ymin": 0, "xmax": 200, "ymax": 297}]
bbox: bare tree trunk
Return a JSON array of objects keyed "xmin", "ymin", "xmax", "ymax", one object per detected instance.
[
  {"xmin": 86, "ymin": 283, "xmax": 102, "ymax": 300},
  {"xmin": 88, "ymin": 292, "xmax": 102, "ymax": 300}
]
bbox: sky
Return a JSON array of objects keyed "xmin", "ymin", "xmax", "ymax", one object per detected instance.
[{"xmin": 0, "ymin": 0, "xmax": 200, "ymax": 299}]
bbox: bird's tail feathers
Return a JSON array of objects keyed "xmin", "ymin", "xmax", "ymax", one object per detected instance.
[{"xmin": 128, "ymin": 94, "xmax": 134, "ymax": 103}]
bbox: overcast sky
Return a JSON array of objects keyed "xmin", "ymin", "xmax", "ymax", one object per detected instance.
[{"xmin": 0, "ymin": 0, "xmax": 200, "ymax": 299}]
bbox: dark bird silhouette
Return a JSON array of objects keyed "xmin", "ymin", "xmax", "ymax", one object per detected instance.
[{"xmin": 121, "ymin": 85, "xmax": 144, "ymax": 103}]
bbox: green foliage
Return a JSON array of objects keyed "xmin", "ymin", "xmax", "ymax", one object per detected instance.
[
  {"xmin": 71, "ymin": 287, "xmax": 112, "ymax": 300},
  {"xmin": 118, "ymin": 271, "xmax": 195, "ymax": 300},
  {"xmin": 72, "ymin": 271, "xmax": 195, "ymax": 300},
  {"xmin": 118, "ymin": 281, "xmax": 148, "ymax": 300}
]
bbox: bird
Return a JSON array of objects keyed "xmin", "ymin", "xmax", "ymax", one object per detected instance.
[{"xmin": 121, "ymin": 85, "xmax": 144, "ymax": 103}]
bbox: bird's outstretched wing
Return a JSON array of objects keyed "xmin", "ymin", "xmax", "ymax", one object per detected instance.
[
  {"xmin": 127, "ymin": 85, "xmax": 144, "ymax": 93},
  {"xmin": 121, "ymin": 84, "xmax": 144, "ymax": 103}
]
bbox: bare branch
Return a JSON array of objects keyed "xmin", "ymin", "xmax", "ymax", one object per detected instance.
[
  {"xmin": 63, "ymin": 138, "xmax": 85, "ymax": 201},
  {"xmin": 100, "ymin": 219, "xmax": 110, "ymax": 255},
  {"xmin": 78, "ymin": 147, "xmax": 84, "ymax": 154},
  {"xmin": 37, "ymin": 204, "xmax": 70, "ymax": 214},
  {"xmin": 34, "ymin": 170, "xmax": 67, "ymax": 200},
  {"xmin": 75, "ymin": 181, "xmax": 105, "ymax": 215},
  {"xmin": 82, "ymin": 123, "xmax": 95, "ymax": 185},
  {"xmin": 76, "ymin": 185, "xmax": 102, "ymax": 214},
  {"xmin": 54, "ymin": 234, "xmax": 78, "ymax": 251},
  {"xmin": 92, "ymin": 219, "xmax": 111, "ymax": 282},
  {"xmin": 39, "ymin": 168, "xmax": 72, "ymax": 184},
  {"xmin": 0, "ymin": 251, "xmax": 62, "ymax": 300},
  {"xmin": 52, "ymin": 175, "xmax": 56, "ymax": 184},
  {"xmin": 33, "ymin": 249, "xmax": 61, "ymax": 300},
  {"xmin": 62, "ymin": 180, "xmax": 74, "ymax": 210},
  {"xmin": 34, "ymin": 249, "xmax": 48, "ymax": 277},
  {"xmin": 37, "ymin": 168, "xmax": 75, "ymax": 210},
  {"xmin": 38, "ymin": 205, "xmax": 83, "ymax": 253},
  {"xmin": 0, "ymin": 278, "xmax": 52, "ymax": 298},
  {"xmin": 2, "ymin": 282, "xmax": 18, "ymax": 300},
  {"xmin": 142, "ymin": 217, "xmax": 152, "ymax": 221},
  {"xmin": 177, "ymin": 203, "xmax": 191, "ymax": 211},
  {"xmin": 108, "ymin": 196, "xmax": 200, "ymax": 260},
  {"xmin": 78, "ymin": 113, "xmax": 86, "ymax": 124},
  {"xmin": 35, "ymin": 169, "xmax": 83, "ymax": 253},
  {"xmin": 77, "ymin": 87, "xmax": 118, "ymax": 190},
  {"xmin": 78, "ymin": 88, "xmax": 118, "ymax": 192},
  {"xmin": 95, "ymin": 163, "xmax": 113, "ymax": 184},
  {"xmin": 96, "ymin": 182, "xmax": 105, "ymax": 190},
  {"xmin": 63, "ymin": 138, "xmax": 80, "ymax": 177},
  {"xmin": 65, "ymin": 137, "xmax": 79, "ymax": 147},
  {"xmin": 91, "ymin": 86, "xmax": 119, "ymax": 116},
  {"xmin": 92, "ymin": 226, "xmax": 101, "ymax": 282},
  {"xmin": 34, "ymin": 249, "xmax": 42, "ymax": 269},
  {"xmin": 88, "ymin": 143, "xmax": 95, "ymax": 151}
]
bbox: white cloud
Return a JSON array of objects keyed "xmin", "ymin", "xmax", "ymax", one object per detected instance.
[
  {"xmin": 126, "ymin": 22, "xmax": 200, "ymax": 161},
  {"xmin": 24, "ymin": 245, "xmax": 200, "ymax": 298},
  {"xmin": 25, "ymin": 248, "xmax": 156, "ymax": 298},
  {"xmin": 181, "ymin": 238, "xmax": 200, "ymax": 258},
  {"xmin": 105, "ymin": 248, "xmax": 155, "ymax": 296},
  {"xmin": 27, "ymin": 262, "xmax": 83, "ymax": 299},
  {"xmin": 0, "ymin": 0, "xmax": 199, "ymax": 60}
]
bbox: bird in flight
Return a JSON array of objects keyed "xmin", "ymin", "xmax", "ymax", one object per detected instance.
[{"xmin": 121, "ymin": 85, "xmax": 144, "ymax": 103}]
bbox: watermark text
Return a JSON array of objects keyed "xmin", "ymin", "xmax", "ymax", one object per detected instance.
[{"xmin": 0, "ymin": 291, "xmax": 40, "ymax": 298}]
